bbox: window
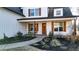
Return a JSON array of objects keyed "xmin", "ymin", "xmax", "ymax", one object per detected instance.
[
  {"xmin": 28, "ymin": 24, "xmax": 34, "ymax": 31},
  {"xmin": 54, "ymin": 22, "xmax": 66, "ymax": 32},
  {"xmin": 28, "ymin": 8, "xmax": 41, "ymax": 16},
  {"xmin": 30, "ymin": 9, "xmax": 34, "ymax": 16},
  {"xmin": 54, "ymin": 8, "xmax": 63, "ymax": 17},
  {"xmin": 56, "ymin": 10, "xmax": 61, "ymax": 15}
]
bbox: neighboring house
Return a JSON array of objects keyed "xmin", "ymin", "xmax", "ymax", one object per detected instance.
[
  {"xmin": 71, "ymin": 7, "xmax": 79, "ymax": 35},
  {"xmin": 0, "ymin": 7, "xmax": 25, "ymax": 39},
  {"xmin": 18, "ymin": 7, "xmax": 79, "ymax": 36}
]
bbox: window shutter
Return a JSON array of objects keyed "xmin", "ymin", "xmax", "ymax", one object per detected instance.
[
  {"xmin": 64, "ymin": 21, "xmax": 66, "ymax": 32},
  {"xmin": 52, "ymin": 22, "xmax": 54, "ymax": 32},
  {"xmin": 34, "ymin": 23, "xmax": 38, "ymax": 33},
  {"xmin": 39, "ymin": 8, "xmax": 41, "ymax": 16},
  {"xmin": 28, "ymin": 9, "xmax": 30, "ymax": 16}
]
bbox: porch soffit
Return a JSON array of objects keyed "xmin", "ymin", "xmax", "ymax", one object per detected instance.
[{"xmin": 18, "ymin": 18, "xmax": 75, "ymax": 22}]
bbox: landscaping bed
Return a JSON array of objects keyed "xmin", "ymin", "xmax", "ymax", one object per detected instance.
[
  {"xmin": 32, "ymin": 37, "xmax": 79, "ymax": 51},
  {"xmin": 31, "ymin": 37, "xmax": 68, "ymax": 51},
  {"xmin": 0, "ymin": 32, "xmax": 36, "ymax": 45},
  {"xmin": 31, "ymin": 32, "xmax": 79, "ymax": 51}
]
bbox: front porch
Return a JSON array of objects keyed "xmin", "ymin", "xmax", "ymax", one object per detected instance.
[{"xmin": 18, "ymin": 18, "xmax": 77, "ymax": 36}]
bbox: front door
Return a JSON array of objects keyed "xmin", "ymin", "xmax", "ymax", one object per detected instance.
[{"xmin": 42, "ymin": 23, "xmax": 46, "ymax": 35}]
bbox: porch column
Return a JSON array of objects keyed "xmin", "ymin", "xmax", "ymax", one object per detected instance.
[
  {"xmin": 26, "ymin": 23, "xmax": 29, "ymax": 34},
  {"xmin": 73, "ymin": 18, "xmax": 77, "ymax": 36},
  {"xmin": 33, "ymin": 21, "xmax": 36, "ymax": 37},
  {"xmin": 33, "ymin": 22, "xmax": 35, "ymax": 33},
  {"xmin": 46, "ymin": 22, "xmax": 52, "ymax": 35}
]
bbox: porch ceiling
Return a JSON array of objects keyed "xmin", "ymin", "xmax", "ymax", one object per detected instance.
[{"xmin": 18, "ymin": 18, "xmax": 75, "ymax": 22}]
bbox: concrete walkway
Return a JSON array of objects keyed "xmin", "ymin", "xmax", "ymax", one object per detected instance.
[
  {"xmin": 0, "ymin": 36, "xmax": 45, "ymax": 50},
  {"xmin": 2, "ymin": 46, "xmax": 42, "ymax": 51}
]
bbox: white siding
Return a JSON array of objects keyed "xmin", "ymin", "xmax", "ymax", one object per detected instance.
[
  {"xmin": 0, "ymin": 8, "xmax": 25, "ymax": 39},
  {"xmin": 22, "ymin": 7, "xmax": 48, "ymax": 18}
]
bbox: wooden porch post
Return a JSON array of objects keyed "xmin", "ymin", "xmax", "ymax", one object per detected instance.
[
  {"xmin": 73, "ymin": 18, "xmax": 77, "ymax": 36},
  {"xmin": 70, "ymin": 18, "xmax": 77, "ymax": 46}
]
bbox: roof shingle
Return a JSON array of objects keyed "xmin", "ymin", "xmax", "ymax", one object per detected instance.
[{"xmin": 4, "ymin": 7, "xmax": 25, "ymax": 16}]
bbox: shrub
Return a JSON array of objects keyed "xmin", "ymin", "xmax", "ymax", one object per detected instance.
[
  {"xmin": 48, "ymin": 32, "xmax": 54, "ymax": 38},
  {"xmin": 50, "ymin": 38, "xmax": 62, "ymax": 47},
  {"xmin": 42, "ymin": 44, "xmax": 50, "ymax": 49},
  {"xmin": 28, "ymin": 31, "xmax": 33, "ymax": 36},
  {"xmin": 40, "ymin": 32, "xmax": 61, "ymax": 49},
  {"xmin": 39, "ymin": 41, "xmax": 50, "ymax": 49},
  {"xmin": 16, "ymin": 32, "xmax": 23, "ymax": 37},
  {"xmin": 42, "ymin": 37, "xmax": 52, "ymax": 44},
  {"xmin": 3, "ymin": 33, "xmax": 8, "ymax": 39},
  {"xmin": 15, "ymin": 32, "xmax": 23, "ymax": 40},
  {"xmin": 40, "ymin": 41, "xmax": 46, "ymax": 45},
  {"xmin": 27, "ymin": 31, "xmax": 35, "ymax": 38}
]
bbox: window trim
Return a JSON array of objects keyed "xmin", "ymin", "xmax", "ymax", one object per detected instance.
[
  {"xmin": 28, "ymin": 8, "xmax": 41, "ymax": 17},
  {"xmin": 54, "ymin": 22, "xmax": 64, "ymax": 32},
  {"xmin": 52, "ymin": 21, "xmax": 66, "ymax": 32},
  {"xmin": 54, "ymin": 8, "xmax": 63, "ymax": 17}
]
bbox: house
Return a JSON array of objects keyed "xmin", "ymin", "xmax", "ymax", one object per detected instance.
[
  {"xmin": 0, "ymin": 7, "xmax": 79, "ymax": 39},
  {"xmin": 17, "ymin": 7, "xmax": 79, "ymax": 36},
  {"xmin": 0, "ymin": 7, "xmax": 25, "ymax": 39}
]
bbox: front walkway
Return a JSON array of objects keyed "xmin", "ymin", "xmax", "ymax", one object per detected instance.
[
  {"xmin": 2, "ymin": 46, "xmax": 42, "ymax": 51},
  {"xmin": 0, "ymin": 36, "xmax": 45, "ymax": 50}
]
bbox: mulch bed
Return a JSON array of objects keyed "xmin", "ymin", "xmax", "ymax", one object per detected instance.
[
  {"xmin": 0, "ymin": 36, "xmax": 35, "ymax": 45},
  {"xmin": 31, "ymin": 37, "xmax": 79, "ymax": 51}
]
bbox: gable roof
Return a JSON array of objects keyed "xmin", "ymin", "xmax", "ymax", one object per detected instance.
[{"xmin": 4, "ymin": 7, "xmax": 25, "ymax": 16}]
